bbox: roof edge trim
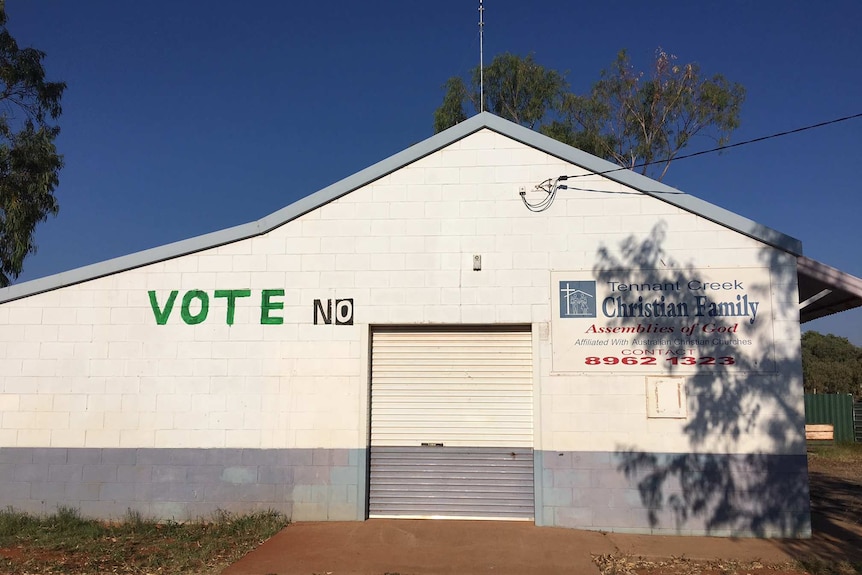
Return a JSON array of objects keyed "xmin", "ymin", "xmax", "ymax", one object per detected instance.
[
  {"xmin": 0, "ymin": 116, "xmax": 491, "ymax": 304},
  {"xmin": 1, "ymin": 112, "xmax": 804, "ymax": 303}
]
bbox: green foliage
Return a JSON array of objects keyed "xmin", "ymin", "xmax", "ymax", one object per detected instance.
[
  {"xmin": 435, "ymin": 53, "xmax": 566, "ymax": 132},
  {"xmin": 0, "ymin": 4, "xmax": 65, "ymax": 287},
  {"xmin": 802, "ymin": 330, "xmax": 862, "ymax": 395},
  {"xmin": 434, "ymin": 48, "xmax": 745, "ymax": 181},
  {"xmin": 0, "ymin": 506, "xmax": 289, "ymax": 574}
]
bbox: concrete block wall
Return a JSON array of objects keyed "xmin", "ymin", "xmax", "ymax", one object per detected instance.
[
  {"xmin": 0, "ymin": 128, "xmax": 807, "ymax": 533},
  {"xmin": 0, "ymin": 447, "xmax": 360, "ymax": 520}
]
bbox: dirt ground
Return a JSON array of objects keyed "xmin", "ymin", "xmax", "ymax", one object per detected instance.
[{"xmin": 611, "ymin": 451, "xmax": 862, "ymax": 575}]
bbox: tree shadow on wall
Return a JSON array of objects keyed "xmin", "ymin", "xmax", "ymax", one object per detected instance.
[{"xmin": 593, "ymin": 222, "xmax": 811, "ymax": 537}]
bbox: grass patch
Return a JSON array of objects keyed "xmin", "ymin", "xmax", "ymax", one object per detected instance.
[
  {"xmin": 0, "ymin": 506, "xmax": 288, "ymax": 574},
  {"xmin": 796, "ymin": 556, "xmax": 862, "ymax": 575},
  {"xmin": 808, "ymin": 442, "xmax": 862, "ymax": 463}
]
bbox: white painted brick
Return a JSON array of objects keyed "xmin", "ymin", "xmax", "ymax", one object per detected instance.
[
  {"xmin": 154, "ymin": 429, "xmax": 204, "ymax": 448},
  {"xmin": 42, "ymin": 308, "xmax": 78, "ymax": 325},
  {"xmin": 301, "ymin": 254, "xmax": 335, "ymax": 271},
  {"xmin": 6, "ymin": 341, "xmax": 41, "ymax": 359},
  {"xmin": 225, "ymin": 429, "xmax": 261, "ymax": 448},
  {"xmin": 52, "ymin": 429, "xmax": 85, "ymax": 447},
  {"xmin": 531, "ymin": 303, "xmax": 551, "ymax": 322},
  {"xmin": 19, "ymin": 394, "xmax": 54, "ymax": 412},
  {"xmin": 387, "ymin": 165, "xmax": 425, "ymax": 185},
  {"xmin": 334, "ymin": 254, "xmax": 370, "ymax": 271},
  {"xmin": 566, "ymin": 198, "xmax": 606, "ymax": 217},
  {"xmin": 459, "ymin": 200, "xmax": 495, "ymax": 218},
  {"xmin": 122, "ymin": 393, "xmax": 156, "ymax": 412},
  {"xmin": 459, "ymin": 166, "xmax": 495, "ymax": 184},
  {"xmin": 473, "ymin": 218, "xmax": 509, "ymax": 237},
  {"xmin": 197, "ymin": 254, "xmax": 227, "ymax": 272},
  {"xmin": 22, "ymin": 359, "xmax": 57, "ymax": 377},
  {"xmin": 320, "ymin": 236, "xmax": 347, "ymax": 254},
  {"xmin": 440, "ymin": 183, "xmax": 478, "ymax": 201},
  {"xmin": 227, "ymin": 358, "xmax": 262, "ymax": 377},
  {"xmin": 495, "ymin": 165, "xmax": 534, "ymax": 182},
  {"xmin": 193, "ymin": 359, "xmax": 228, "ymax": 376},
  {"xmin": 423, "ymin": 305, "xmax": 461, "ymax": 323},
  {"xmin": 354, "ymin": 201, "xmax": 390, "ymax": 219},
  {"xmin": 283, "ymin": 236, "xmax": 321, "ymax": 254},
  {"xmin": 583, "ymin": 216, "xmax": 622, "ymax": 234},
  {"xmin": 138, "ymin": 411, "xmax": 174, "ymax": 430},
  {"xmin": 459, "ymin": 270, "xmax": 498, "ymax": 288},
  {"xmin": 389, "ymin": 236, "xmax": 424, "ymax": 254},
  {"xmin": 400, "ymin": 219, "xmax": 443, "ymax": 238},
  {"xmin": 370, "ymin": 254, "xmax": 406, "ymax": 271},
  {"xmin": 223, "ymin": 324, "xmax": 266, "ymax": 341},
  {"xmin": 403, "ymin": 254, "xmax": 440, "ymax": 271},
  {"xmin": 319, "ymin": 202, "xmax": 356, "ymax": 220},
  {"xmin": 549, "ymin": 252, "xmax": 589, "ymax": 270},
  {"xmin": 123, "ymin": 359, "xmax": 159, "ymax": 378},
  {"xmin": 424, "ymin": 271, "xmax": 460, "ymax": 287},
  {"xmin": 423, "ymin": 168, "xmax": 460, "ymax": 187},
  {"xmin": 177, "ymin": 341, "xmax": 212, "ymax": 359},
  {"xmin": 69, "ymin": 411, "xmax": 105, "ymax": 431},
  {"xmin": 440, "ymin": 218, "xmax": 476, "ymax": 236},
  {"xmin": 370, "ymin": 288, "xmax": 406, "ymax": 306},
  {"xmin": 370, "ymin": 219, "xmax": 405, "ymax": 237},
  {"xmin": 88, "ymin": 394, "xmax": 122, "ymax": 412},
  {"xmin": 173, "ymin": 411, "xmax": 209, "ymax": 430},
  {"xmin": 513, "ymin": 252, "xmax": 550, "ymax": 270},
  {"xmin": 407, "ymin": 186, "xmax": 442, "ymax": 202},
  {"xmin": 67, "ymin": 376, "xmax": 105, "ymax": 395},
  {"xmin": 354, "ymin": 272, "xmax": 390, "ymax": 289},
  {"xmin": 88, "ymin": 359, "xmax": 124, "ymax": 377},
  {"xmin": 387, "ymin": 305, "xmax": 424, "ymax": 323},
  {"xmin": 192, "ymin": 394, "xmax": 225, "ymax": 413},
  {"xmin": 390, "ymin": 201, "xmax": 425, "ymax": 219},
  {"xmin": 424, "ymin": 201, "xmax": 460, "ymax": 219},
  {"xmin": 459, "ymin": 129, "xmax": 498, "ymax": 150},
  {"xmin": 104, "ymin": 411, "xmax": 138, "ymax": 430},
  {"xmin": 459, "ymin": 306, "xmax": 495, "ymax": 323},
  {"xmin": 0, "ymin": 325, "xmax": 25, "ymax": 343},
  {"xmin": 24, "ymin": 324, "xmax": 58, "ymax": 342},
  {"xmin": 53, "ymin": 394, "xmax": 87, "ymax": 412},
  {"xmin": 439, "ymin": 148, "xmax": 478, "ymax": 167},
  {"xmin": 56, "ymin": 325, "xmax": 92, "ymax": 343},
  {"xmin": 119, "ymin": 429, "xmax": 155, "ymax": 448},
  {"xmin": 495, "ymin": 197, "xmax": 534, "ymax": 218},
  {"xmin": 18, "ymin": 429, "xmax": 53, "ymax": 447},
  {"xmin": 370, "ymin": 184, "xmax": 406, "ymax": 202},
  {"xmin": 209, "ymin": 410, "xmax": 244, "ymax": 430},
  {"xmin": 108, "ymin": 342, "xmax": 143, "ymax": 360}
]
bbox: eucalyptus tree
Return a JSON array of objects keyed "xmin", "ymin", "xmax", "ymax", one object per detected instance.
[
  {"xmin": 0, "ymin": 5, "xmax": 65, "ymax": 286},
  {"xmin": 434, "ymin": 48, "xmax": 745, "ymax": 182}
]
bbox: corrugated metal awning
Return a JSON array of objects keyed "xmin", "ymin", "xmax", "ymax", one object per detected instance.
[{"xmin": 798, "ymin": 256, "xmax": 862, "ymax": 323}]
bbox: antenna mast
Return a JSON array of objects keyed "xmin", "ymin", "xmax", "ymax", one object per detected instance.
[{"xmin": 479, "ymin": 0, "xmax": 484, "ymax": 112}]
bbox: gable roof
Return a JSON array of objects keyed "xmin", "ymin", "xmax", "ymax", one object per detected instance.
[
  {"xmin": 0, "ymin": 111, "xmax": 820, "ymax": 305},
  {"xmin": 797, "ymin": 256, "xmax": 862, "ymax": 323}
]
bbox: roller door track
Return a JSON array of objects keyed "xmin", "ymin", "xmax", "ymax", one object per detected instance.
[{"xmin": 369, "ymin": 327, "xmax": 534, "ymax": 520}]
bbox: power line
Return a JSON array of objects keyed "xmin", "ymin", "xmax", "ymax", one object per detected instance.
[
  {"xmin": 567, "ymin": 111, "xmax": 862, "ymax": 180},
  {"xmin": 521, "ymin": 111, "xmax": 862, "ymax": 211}
]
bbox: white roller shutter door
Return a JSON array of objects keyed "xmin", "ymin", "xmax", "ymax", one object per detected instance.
[{"xmin": 369, "ymin": 327, "xmax": 534, "ymax": 520}]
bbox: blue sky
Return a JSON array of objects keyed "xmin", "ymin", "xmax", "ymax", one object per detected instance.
[{"xmin": 6, "ymin": 1, "xmax": 861, "ymax": 344}]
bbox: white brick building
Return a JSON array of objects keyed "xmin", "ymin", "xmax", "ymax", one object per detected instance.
[{"xmin": 2, "ymin": 113, "xmax": 860, "ymax": 536}]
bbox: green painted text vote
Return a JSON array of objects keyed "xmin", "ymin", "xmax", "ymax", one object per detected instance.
[{"xmin": 147, "ymin": 289, "xmax": 284, "ymax": 325}]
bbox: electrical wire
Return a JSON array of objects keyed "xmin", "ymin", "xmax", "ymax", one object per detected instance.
[
  {"xmin": 567, "ymin": 111, "xmax": 862, "ymax": 180},
  {"xmin": 520, "ymin": 111, "xmax": 862, "ymax": 212}
]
